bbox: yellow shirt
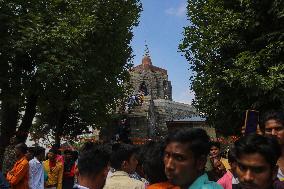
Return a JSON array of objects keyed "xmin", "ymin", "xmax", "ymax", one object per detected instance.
[
  {"xmin": 43, "ymin": 160, "xmax": 63, "ymax": 189},
  {"xmin": 220, "ymin": 158, "xmax": 231, "ymax": 171}
]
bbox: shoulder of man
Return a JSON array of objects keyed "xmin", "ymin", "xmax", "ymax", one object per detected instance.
[
  {"xmin": 22, "ymin": 158, "xmax": 29, "ymax": 165},
  {"xmin": 29, "ymin": 158, "xmax": 39, "ymax": 165},
  {"xmin": 15, "ymin": 158, "xmax": 29, "ymax": 170},
  {"xmin": 57, "ymin": 161, "xmax": 63, "ymax": 167},
  {"xmin": 42, "ymin": 160, "xmax": 49, "ymax": 166},
  {"xmin": 128, "ymin": 177, "xmax": 145, "ymax": 188},
  {"xmin": 200, "ymin": 181, "xmax": 223, "ymax": 189}
]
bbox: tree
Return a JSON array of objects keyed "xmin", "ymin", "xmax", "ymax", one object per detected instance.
[
  {"xmin": 34, "ymin": 0, "xmax": 142, "ymax": 146},
  {"xmin": 180, "ymin": 0, "xmax": 284, "ymax": 135},
  {"xmin": 0, "ymin": 0, "xmax": 141, "ymax": 162}
]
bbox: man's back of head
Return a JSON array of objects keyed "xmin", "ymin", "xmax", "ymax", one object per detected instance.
[
  {"xmin": 33, "ymin": 146, "xmax": 45, "ymax": 162},
  {"xmin": 110, "ymin": 143, "xmax": 137, "ymax": 174},
  {"xmin": 77, "ymin": 144, "xmax": 110, "ymax": 189},
  {"xmin": 142, "ymin": 141, "xmax": 167, "ymax": 184},
  {"xmin": 15, "ymin": 143, "xmax": 28, "ymax": 160},
  {"xmin": 26, "ymin": 147, "xmax": 35, "ymax": 161}
]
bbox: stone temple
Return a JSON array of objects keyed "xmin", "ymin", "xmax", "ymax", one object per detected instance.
[{"xmin": 126, "ymin": 54, "xmax": 199, "ymax": 139}]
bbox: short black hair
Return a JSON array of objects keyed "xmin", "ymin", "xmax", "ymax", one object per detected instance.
[
  {"xmin": 142, "ymin": 141, "xmax": 167, "ymax": 184},
  {"xmin": 49, "ymin": 148, "xmax": 57, "ymax": 154},
  {"xmin": 110, "ymin": 143, "xmax": 137, "ymax": 170},
  {"xmin": 15, "ymin": 143, "xmax": 28, "ymax": 154},
  {"xmin": 64, "ymin": 150, "xmax": 73, "ymax": 155},
  {"xmin": 262, "ymin": 111, "xmax": 284, "ymax": 126},
  {"xmin": 80, "ymin": 142, "xmax": 96, "ymax": 152},
  {"xmin": 166, "ymin": 128, "xmax": 210, "ymax": 158},
  {"xmin": 51, "ymin": 144, "xmax": 60, "ymax": 154},
  {"xmin": 210, "ymin": 141, "xmax": 221, "ymax": 149},
  {"xmin": 234, "ymin": 134, "xmax": 281, "ymax": 168},
  {"xmin": 49, "ymin": 144, "xmax": 61, "ymax": 155},
  {"xmin": 33, "ymin": 146, "xmax": 45, "ymax": 157},
  {"xmin": 27, "ymin": 147, "xmax": 35, "ymax": 155},
  {"xmin": 77, "ymin": 145, "xmax": 110, "ymax": 178}
]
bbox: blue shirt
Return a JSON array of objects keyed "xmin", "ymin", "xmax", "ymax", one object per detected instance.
[
  {"xmin": 29, "ymin": 157, "xmax": 44, "ymax": 189},
  {"xmin": 189, "ymin": 173, "xmax": 223, "ymax": 189}
]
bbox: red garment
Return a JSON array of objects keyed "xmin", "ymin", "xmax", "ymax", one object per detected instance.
[
  {"xmin": 63, "ymin": 163, "xmax": 76, "ymax": 177},
  {"xmin": 49, "ymin": 161, "xmax": 56, "ymax": 168},
  {"xmin": 56, "ymin": 155, "xmax": 64, "ymax": 165}
]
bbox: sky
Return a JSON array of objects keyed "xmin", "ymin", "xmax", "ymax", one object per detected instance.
[{"xmin": 131, "ymin": 0, "xmax": 195, "ymax": 104}]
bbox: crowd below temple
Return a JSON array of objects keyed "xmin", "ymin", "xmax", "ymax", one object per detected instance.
[{"xmin": 1, "ymin": 111, "xmax": 284, "ymax": 189}]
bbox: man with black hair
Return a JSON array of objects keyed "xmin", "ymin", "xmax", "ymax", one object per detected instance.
[
  {"xmin": 74, "ymin": 145, "xmax": 110, "ymax": 189},
  {"xmin": 51, "ymin": 144, "xmax": 64, "ymax": 165},
  {"xmin": 262, "ymin": 111, "xmax": 284, "ymax": 181},
  {"xmin": 43, "ymin": 149, "xmax": 63, "ymax": 189},
  {"xmin": 29, "ymin": 146, "xmax": 45, "ymax": 189},
  {"xmin": 164, "ymin": 128, "xmax": 222, "ymax": 189},
  {"xmin": 103, "ymin": 143, "xmax": 145, "ymax": 189},
  {"xmin": 6, "ymin": 143, "xmax": 29, "ymax": 189},
  {"xmin": 234, "ymin": 134, "xmax": 281, "ymax": 189},
  {"xmin": 26, "ymin": 147, "xmax": 35, "ymax": 161},
  {"xmin": 210, "ymin": 141, "xmax": 230, "ymax": 170},
  {"xmin": 209, "ymin": 141, "xmax": 230, "ymax": 181},
  {"xmin": 143, "ymin": 141, "xmax": 179, "ymax": 189}
]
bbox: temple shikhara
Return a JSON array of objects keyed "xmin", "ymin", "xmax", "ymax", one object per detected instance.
[{"xmin": 124, "ymin": 51, "xmax": 212, "ymax": 140}]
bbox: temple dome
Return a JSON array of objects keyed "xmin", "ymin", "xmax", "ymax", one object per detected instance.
[{"xmin": 142, "ymin": 55, "xmax": 152, "ymax": 66}]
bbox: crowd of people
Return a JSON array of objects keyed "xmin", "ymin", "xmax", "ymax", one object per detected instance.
[
  {"xmin": 125, "ymin": 81, "xmax": 148, "ymax": 113},
  {"xmin": 0, "ymin": 110, "xmax": 284, "ymax": 189},
  {"xmin": 0, "ymin": 144, "xmax": 78, "ymax": 189}
]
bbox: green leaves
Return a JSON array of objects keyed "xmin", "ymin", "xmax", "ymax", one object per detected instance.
[
  {"xmin": 1, "ymin": 0, "xmax": 142, "ymax": 141},
  {"xmin": 180, "ymin": 0, "xmax": 284, "ymax": 135}
]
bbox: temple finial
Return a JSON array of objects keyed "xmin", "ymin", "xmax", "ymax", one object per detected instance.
[
  {"xmin": 142, "ymin": 41, "xmax": 152, "ymax": 66},
  {"xmin": 144, "ymin": 41, "xmax": 150, "ymax": 57}
]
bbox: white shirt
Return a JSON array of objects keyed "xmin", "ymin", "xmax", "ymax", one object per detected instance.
[
  {"xmin": 73, "ymin": 184, "xmax": 90, "ymax": 189},
  {"xmin": 29, "ymin": 157, "xmax": 44, "ymax": 189}
]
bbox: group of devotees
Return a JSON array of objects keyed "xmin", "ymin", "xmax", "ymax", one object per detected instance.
[{"xmin": 1, "ymin": 111, "xmax": 284, "ymax": 189}]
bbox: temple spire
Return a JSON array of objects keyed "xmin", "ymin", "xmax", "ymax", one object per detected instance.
[
  {"xmin": 144, "ymin": 41, "xmax": 151, "ymax": 58},
  {"xmin": 142, "ymin": 42, "xmax": 152, "ymax": 66}
]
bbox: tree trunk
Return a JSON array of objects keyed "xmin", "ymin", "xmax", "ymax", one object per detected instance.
[
  {"xmin": 54, "ymin": 108, "xmax": 68, "ymax": 147},
  {"xmin": 17, "ymin": 94, "xmax": 38, "ymax": 142}
]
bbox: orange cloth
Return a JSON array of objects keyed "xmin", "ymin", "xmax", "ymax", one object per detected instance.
[
  {"xmin": 147, "ymin": 182, "xmax": 180, "ymax": 189},
  {"xmin": 6, "ymin": 156, "xmax": 29, "ymax": 189}
]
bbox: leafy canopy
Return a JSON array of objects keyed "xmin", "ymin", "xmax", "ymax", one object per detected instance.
[{"xmin": 180, "ymin": 0, "xmax": 284, "ymax": 135}]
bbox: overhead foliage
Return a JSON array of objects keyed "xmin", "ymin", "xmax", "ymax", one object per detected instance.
[
  {"xmin": 0, "ymin": 0, "xmax": 142, "ymax": 153},
  {"xmin": 180, "ymin": 0, "xmax": 284, "ymax": 135}
]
